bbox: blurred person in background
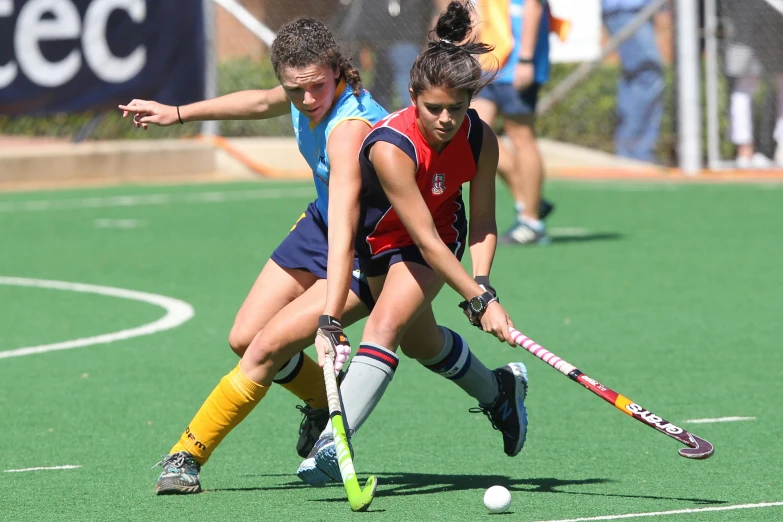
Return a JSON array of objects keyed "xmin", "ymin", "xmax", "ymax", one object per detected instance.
[
  {"xmin": 333, "ymin": 0, "xmax": 446, "ymax": 111},
  {"xmin": 601, "ymin": 0, "xmax": 664, "ymax": 164},
  {"xmin": 472, "ymin": 0, "xmax": 557, "ymax": 246},
  {"xmin": 723, "ymin": 0, "xmax": 783, "ymax": 168}
]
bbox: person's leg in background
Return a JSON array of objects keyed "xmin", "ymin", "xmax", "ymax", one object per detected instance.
[
  {"xmin": 729, "ymin": 75, "xmax": 774, "ymax": 168},
  {"xmin": 603, "ymin": 9, "xmax": 664, "ymax": 163},
  {"xmin": 501, "ymin": 110, "xmax": 549, "ymax": 245},
  {"xmin": 774, "ymin": 73, "xmax": 783, "ymax": 166}
]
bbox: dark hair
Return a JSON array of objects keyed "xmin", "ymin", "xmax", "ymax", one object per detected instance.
[
  {"xmin": 271, "ymin": 18, "xmax": 362, "ymax": 97},
  {"xmin": 410, "ymin": 1, "xmax": 495, "ymax": 100}
]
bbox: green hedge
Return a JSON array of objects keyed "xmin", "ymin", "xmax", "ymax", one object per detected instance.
[{"xmin": 1, "ymin": 58, "xmax": 738, "ymax": 164}]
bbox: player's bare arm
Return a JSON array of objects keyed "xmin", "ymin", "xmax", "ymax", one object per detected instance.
[
  {"xmin": 315, "ymin": 119, "xmax": 371, "ymax": 369},
  {"xmin": 118, "ymin": 85, "xmax": 290, "ymax": 129},
  {"xmin": 468, "ymin": 121, "xmax": 500, "ymax": 278},
  {"xmin": 370, "ymin": 140, "xmax": 514, "ymax": 345}
]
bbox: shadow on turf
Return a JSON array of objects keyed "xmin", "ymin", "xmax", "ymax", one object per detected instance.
[
  {"xmin": 221, "ymin": 473, "xmax": 726, "ymax": 506},
  {"xmin": 548, "ymin": 232, "xmax": 623, "ymax": 244}
]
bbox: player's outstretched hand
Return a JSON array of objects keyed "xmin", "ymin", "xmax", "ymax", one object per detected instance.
[
  {"xmin": 480, "ymin": 302, "xmax": 517, "ymax": 347},
  {"xmin": 118, "ymin": 99, "xmax": 179, "ymax": 129},
  {"xmin": 315, "ymin": 315, "xmax": 351, "ymax": 375}
]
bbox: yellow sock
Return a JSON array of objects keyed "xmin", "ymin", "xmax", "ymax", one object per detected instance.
[
  {"xmin": 170, "ymin": 364, "xmax": 268, "ymax": 465},
  {"xmin": 277, "ymin": 353, "xmax": 328, "ymax": 409}
]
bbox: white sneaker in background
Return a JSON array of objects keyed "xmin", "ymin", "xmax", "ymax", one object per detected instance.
[
  {"xmin": 774, "ymin": 144, "xmax": 783, "ymax": 167},
  {"xmin": 736, "ymin": 152, "xmax": 773, "ymax": 169}
]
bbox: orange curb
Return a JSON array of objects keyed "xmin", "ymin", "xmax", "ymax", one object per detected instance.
[{"xmin": 199, "ymin": 135, "xmax": 311, "ymax": 180}]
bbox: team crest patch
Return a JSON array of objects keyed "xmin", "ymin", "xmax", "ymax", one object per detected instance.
[{"xmin": 431, "ymin": 173, "xmax": 446, "ymax": 195}]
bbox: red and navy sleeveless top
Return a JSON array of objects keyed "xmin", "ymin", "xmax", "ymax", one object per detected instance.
[{"xmin": 357, "ymin": 106, "xmax": 484, "ymax": 257}]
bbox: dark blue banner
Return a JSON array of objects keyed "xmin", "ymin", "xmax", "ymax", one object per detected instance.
[{"xmin": 0, "ymin": 0, "xmax": 205, "ymax": 115}]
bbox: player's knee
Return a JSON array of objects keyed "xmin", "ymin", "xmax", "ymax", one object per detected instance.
[
  {"xmin": 228, "ymin": 325, "xmax": 255, "ymax": 357},
  {"xmin": 243, "ymin": 327, "xmax": 289, "ymax": 368},
  {"xmin": 364, "ymin": 310, "xmax": 406, "ymax": 349}
]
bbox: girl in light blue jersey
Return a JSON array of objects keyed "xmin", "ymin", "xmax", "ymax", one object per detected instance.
[{"xmin": 120, "ymin": 18, "xmax": 391, "ymax": 494}]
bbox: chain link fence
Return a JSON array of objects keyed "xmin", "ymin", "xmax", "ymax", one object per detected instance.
[
  {"xmin": 706, "ymin": 0, "xmax": 783, "ymax": 169},
  {"xmin": 9, "ymin": 0, "xmax": 764, "ymax": 173}
]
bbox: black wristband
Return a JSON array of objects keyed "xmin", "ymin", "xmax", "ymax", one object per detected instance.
[
  {"xmin": 318, "ymin": 314, "xmax": 342, "ymax": 328},
  {"xmin": 518, "ymin": 58, "xmax": 534, "ymax": 64},
  {"xmin": 176, "ymin": 106, "xmax": 184, "ymax": 125}
]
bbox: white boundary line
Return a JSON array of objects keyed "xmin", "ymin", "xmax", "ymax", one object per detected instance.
[
  {"xmin": 684, "ymin": 416, "xmax": 756, "ymax": 424},
  {"xmin": 536, "ymin": 501, "xmax": 783, "ymax": 522},
  {"xmin": 0, "ymin": 277, "xmax": 194, "ymax": 359},
  {"xmin": 0, "ymin": 187, "xmax": 314, "ymax": 213},
  {"xmin": 5, "ymin": 465, "xmax": 82, "ymax": 473}
]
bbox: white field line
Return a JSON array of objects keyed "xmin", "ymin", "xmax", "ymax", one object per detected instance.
[
  {"xmin": 94, "ymin": 218, "xmax": 144, "ymax": 229},
  {"xmin": 0, "ymin": 277, "xmax": 194, "ymax": 359},
  {"xmin": 684, "ymin": 416, "xmax": 756, "ymax": 424},
  {"xmin": 536, "ymin": 501, "xmax": 783, "ymax": 522},
  {"xmin": 0, "ymin": 187, "xmax": 314, "ymax": 213},
  {"xmin": 5, "ymin": 465, "xmax": 82, "ymax": 473}
]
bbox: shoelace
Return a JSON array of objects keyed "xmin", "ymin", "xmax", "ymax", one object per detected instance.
[
  {"xmin": 151, "ymin": 452, "xmax": 189, "ymax": 470},
  {"xmin": 469, "ymin": 406, "xmax": 499, "ymax": 431},
  {"xmin": 296, "ymin": 405, "xmax": 322, "ymax": 435}
]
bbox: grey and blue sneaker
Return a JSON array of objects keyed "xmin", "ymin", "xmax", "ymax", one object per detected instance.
[
  {"xmin": 296, "ymin": 404, "xmax": 329, "ymax": 458},
  {"xmin": 154, "ymin": 451, "xmax": 201, "ymax": 495},
  {"xmin": 296, "ymin": 434, "xmax": 353, "ymax": 487},
  {"xmin": 500, "ymin": 220, "xmax": 551, "ymax": 245},
  {"xmin": 472, "ymin": 362, "xmax": 529, "ymax": 457}
]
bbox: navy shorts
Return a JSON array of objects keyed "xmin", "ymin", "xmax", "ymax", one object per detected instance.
[
  {"xmin": 477, "ymin": 82, "xmax": 540, "ymax": 116},
  {"xmin": 359, "ymin": 209, "xmax": 468, "ymax": 278},
  {"xmin": 271, "ymin": 202, "xmax": 375, "ymax": 310}
]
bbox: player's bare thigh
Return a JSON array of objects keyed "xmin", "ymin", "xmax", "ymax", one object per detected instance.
[
  {"xmin": 240, "ymin": 278, "xmax": 370, "ymax": 384},
  {"xmin": 363, "ymin": 261, "xmax": 445, "ymax": 352},
  {"xmin": 229, "ymin": 259, "xmax": 318, "ymax": 355},
  {"xmin": 471, "ymin": 97, "xmax": 499, "ymax": 127}
]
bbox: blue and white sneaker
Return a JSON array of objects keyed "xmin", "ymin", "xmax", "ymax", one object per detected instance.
[
  {"xmin": 297, "ymin": 435, "xmax": 353, "ymax": 487},
  {"xmin": 472, "ymin": 362, "xmax": 529, "ymax": 457},
  {"xmin": 154, "ymin": 451, "xmax": 201, "ymax": 495}
]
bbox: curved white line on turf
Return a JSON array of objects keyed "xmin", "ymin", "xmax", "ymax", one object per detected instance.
[
  {"xmin": 0, "ymin": 277, "xmax": 194, "ymax": 359},
  {"xmin": 5, "ymin": 465, "xmax": 82, "ymax": 473}
]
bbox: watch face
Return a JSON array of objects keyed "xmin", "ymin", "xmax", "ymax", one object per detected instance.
[{"xmin": 469, "ymin": 296, "xmax": 484, "ymax": 313}]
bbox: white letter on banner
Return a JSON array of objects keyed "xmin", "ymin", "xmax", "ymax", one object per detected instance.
[
  {"xmin": 15, "ymin": 0, "xmax": 82, "ymax": 88},
  {"xmin": 0, "ymin": 0, "xmax": 17, "ymax": 88},
  {"xmin": 83, "ymin": 0, "xmax": 146, "ymax": 83}
]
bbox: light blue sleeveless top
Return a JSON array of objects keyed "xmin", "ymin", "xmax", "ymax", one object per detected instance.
[
  {"xmin": 495, "ymin": 0, "xmax": 551, "ymax": 85},
  {"xmin": 291, "ymin": 81, "xmax": 388, "ymax": 224}
]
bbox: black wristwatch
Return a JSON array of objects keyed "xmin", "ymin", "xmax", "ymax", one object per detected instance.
[
  {"xmin": 468, "ymin": 291, "xmax": 496, "ymax": 316},
  {"xmin": 518, "ymin": 57, "xmax": 534, "ymax": 64}
]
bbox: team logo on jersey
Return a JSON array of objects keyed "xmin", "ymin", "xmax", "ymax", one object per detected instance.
[{"xmin": 432, "ymin": 173, "xmax": 446, "ymax": 195}]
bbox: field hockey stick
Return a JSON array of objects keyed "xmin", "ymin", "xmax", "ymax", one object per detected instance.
[
  {"xmin": 508, "ymin": 327, "xmax": 714, "ymax": 459},
  {"xmin": 322, "ymin": 345, "xmax": 378, "ymax": 511}
]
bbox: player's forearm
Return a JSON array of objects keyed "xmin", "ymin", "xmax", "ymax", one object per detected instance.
[
  {"xmin": 323, "ymin": 215, "xmax": 359, "ymax": 319},
  {"xmin": 179, "ymin": 90, "xmax": 281, "ymax": 122},
  {"xmin": 468, "ymin": 225, "xmax": 497, "ymax": 277},
  {"xmin": 520, "ymin": 0, "xmax": 544, "ymax": 59},
  {"xmin": 418, "ymin": 238, "xmax": 486, "ymax": 301}
]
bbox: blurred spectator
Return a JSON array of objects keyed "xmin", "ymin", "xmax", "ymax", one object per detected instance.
[
  {"xmin": 722, "ymin": 0, "xmax": 783, "ymax": 168},
  {"xmin": 472, "ymin": 0, "xmax": 555, "ymax": 245},
  {"xmin": 332, "ymin": 0, "xmax": 442, "ymax": 111},
  {"xmin": 602, "ymin": 0, "xmax": 664, "ymax": 163}
]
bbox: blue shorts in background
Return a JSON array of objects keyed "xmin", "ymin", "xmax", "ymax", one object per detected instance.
[
  {"xmin": 271, "ymin": 201, "xmax": 375, "ymax": 310},
  {"xmin": 477, "ymin": 82, "xmax": 541, "ymax": 116}
]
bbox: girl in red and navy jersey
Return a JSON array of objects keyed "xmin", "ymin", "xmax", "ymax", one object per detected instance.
[{"xmin": 299, "ymin": 1, "xmax": 531, "ymax": 487}]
